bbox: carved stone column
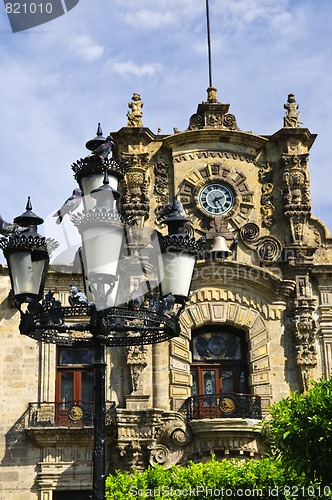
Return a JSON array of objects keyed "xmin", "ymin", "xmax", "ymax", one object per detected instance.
[
  {"xmin": 290, "ymin": 276, "xmax": 317, "ymax": 392},
  {"xmin": 152, "ymin": 342, "xmax": 170, "ymax": 410}
]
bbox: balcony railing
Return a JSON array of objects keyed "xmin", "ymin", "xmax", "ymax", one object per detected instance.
[
  {"xmin": 185, "ymin": 392, "xmax": 262, "ymax": 421},
  {"xmin": 27, "ymin": 401, "xmax": 115, "ymax": 427}
]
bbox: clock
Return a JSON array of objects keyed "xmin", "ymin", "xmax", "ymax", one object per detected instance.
[{"xmin": 198, "ymin": 183, "xmax": 234, "ymax": 215}]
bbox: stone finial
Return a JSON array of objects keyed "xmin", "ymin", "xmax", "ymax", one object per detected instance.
[
  {"xmin": 207, "ymin": 86, "xmax": 218, "ymax": 103},
  {"xmin": 283, "ymin": 94, "xmax": 300, "ymax": 128},
  {"xmin": 127, "ymin": 92, "xmax": 144, "ymax": 127}
]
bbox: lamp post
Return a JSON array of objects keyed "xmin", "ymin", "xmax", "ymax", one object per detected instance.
[{"xmin": 0, "ymin": 131, "xmax": 205, "ymax": 500}]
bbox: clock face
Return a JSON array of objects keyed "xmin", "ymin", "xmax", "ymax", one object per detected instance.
[{"xmin": 198, "ymin": 183, "xmax": 234, "ymax": 215}]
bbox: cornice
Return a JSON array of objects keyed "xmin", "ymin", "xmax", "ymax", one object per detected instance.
[
  {"xmin": 269, "ymin": 127, "xmax": 317, "ymax": 150},
  {"xmin": 163, "ymin": 129, "xmax": 268, "ymax": 153},
  {"xmin": 191, "ymin": 260, "xmax": 295, "ymax": 303}
]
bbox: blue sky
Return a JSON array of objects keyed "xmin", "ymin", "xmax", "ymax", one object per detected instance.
[{"xmin": 0, "ymin": 0, "xmax": 332, "ymax": 263}]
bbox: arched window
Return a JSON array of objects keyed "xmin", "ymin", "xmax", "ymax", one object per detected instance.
[{"xmin": 190, "ymin": 325, "xmax": 248, "ymax": 414}]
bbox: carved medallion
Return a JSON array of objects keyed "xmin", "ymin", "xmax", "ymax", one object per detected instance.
[
  {"xmin": 68, "ymin": 405, "xmax": 84, "ymax": 422},
  {"xmin": 219, "ymin": 397, "xmax": 236, "ymax": 414}
]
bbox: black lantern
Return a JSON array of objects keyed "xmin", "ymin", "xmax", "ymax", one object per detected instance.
[{"xmin": 0, "ymin": 198, "xmax": 50, "ymax": 303}]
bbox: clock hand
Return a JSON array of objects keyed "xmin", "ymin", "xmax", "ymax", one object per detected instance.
[{"xmin": 212, "ymin": 195, "xmax": 223, "ymax": 206}]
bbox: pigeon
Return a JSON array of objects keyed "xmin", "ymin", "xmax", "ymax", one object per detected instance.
[
  {"xmin": 158, "ymin": 198, "xmax": 185, "ymax": 221},
  {"xmin": 0, "ymin": 214, "xmax": 27, "ymax": 236},
  {"xmin": 91, "ymin": 136, "xmax": 114, "ymax": 159},
  {"xmin": 53, "ymin": 188, "xmax": 82, "ymax": 224},
  {"xmin": 161, "ymin": 293, "xmax": 176, "ymax": 317},
  {"xmin": 26, "ymin": 297, "xmax": 43, "ymax": 316},
  {"xmin": 68, "ymin": 285, "xmax": 88, "ymax": 306}
]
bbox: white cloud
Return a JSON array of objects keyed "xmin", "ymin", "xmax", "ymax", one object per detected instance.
[
  {"xmin": 69, "ymin": 34, "xmax": 105, "ymax": 61},
  {"xmin": 109, "ymin": 59, "xmax": 163, "ymax": 77},
  {"xmin": 121, "ymin": 9, "xmax": 175, "ymax": 29}
]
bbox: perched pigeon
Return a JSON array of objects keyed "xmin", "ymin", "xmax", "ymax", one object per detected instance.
[
  {"xmin": 68, "ymin": 285, "xmax": 88, "ymax": 306},
  {"xmin": 0, "ymin": 214, "xmax": 27, "ymax": 236},
  {"xmin": 53, "ymin": 188, "xmax": 82, "ymax": 224},
  {"xmin": 91, "ymin": 136, "xmax": 114, "ymax": 159},
  {"xmin": 161, "ymin": 293, "xmax": 176, "ymax": 317},
  {"xmin": 26, "ymin": 297, "xmax": 43, "ymax": 316},
  {"xmin": 158, "ymin": 198, "xmax": 185, "ymax": 220}
]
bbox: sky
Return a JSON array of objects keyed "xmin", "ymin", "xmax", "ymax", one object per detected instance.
[{"xmin": 0, "ymin": 0, "xmax": 332, "ymax": 264}]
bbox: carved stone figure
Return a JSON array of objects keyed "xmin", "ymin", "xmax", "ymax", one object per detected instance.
[
  {"xmin": 207, "ymin": 86, "xmax": 218, "ymax": 103},
  {"xmin": 127, "ymin": 93, "xmax": 144, "ymax": 127},
  {"xmin": 283, "ymin": 94, "xmax": 300, "ymax": 128},
  {"xmin": 126, "ymin": 342, "xmax": 147, "ymax": 393}
]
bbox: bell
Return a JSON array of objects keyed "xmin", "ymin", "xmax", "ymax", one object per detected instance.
[{"xmin": 209, "ymin": 236, "xmax": 232, "ymax": 260}]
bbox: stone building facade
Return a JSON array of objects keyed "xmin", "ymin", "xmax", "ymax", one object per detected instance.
[{"xmin": 1, "ymin": 89, "xmax": 332, "ymax": 499}]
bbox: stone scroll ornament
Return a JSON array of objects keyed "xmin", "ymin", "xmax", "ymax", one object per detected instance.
[
  {"xmin": 149, "ymin": 421, "xmax": 191, "ymax": 469},
  {"xmin": 240, "ymin": 223, "xmax": 282, "ymax": 263}
]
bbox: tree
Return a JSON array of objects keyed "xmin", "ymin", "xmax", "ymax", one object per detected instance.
[{"xmin": 261, "ymin": 377, "xmax": 332, "ymax": 485}]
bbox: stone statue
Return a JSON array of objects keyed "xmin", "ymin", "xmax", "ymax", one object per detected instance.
[
  {"xmin": 127, "ymin": 93, "xmax": 144, "ymax": 127},
  {"xmin": 127, "ymin": 341, "xmax": 147, "ymax": 393},
  {"xmin": 284, "ymin": 94, "xmax": 300, "ymax": 128}
]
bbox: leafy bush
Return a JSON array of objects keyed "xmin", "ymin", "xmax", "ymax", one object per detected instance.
[
  {"xmin": 106, "ymin": 456, "xmax": 329, "ymax": 499},
  {"xmin": 262, "ymin": 377, "xmax": 332, "ymax": 485}
]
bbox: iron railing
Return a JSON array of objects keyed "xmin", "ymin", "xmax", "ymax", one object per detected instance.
[
  {"xmin": 27, "ymin": 401, "xmax": 115, "ymax": 427},
  {"xmin": 185, "ymin": 392, "xmax": 262, "ymax": 421}
]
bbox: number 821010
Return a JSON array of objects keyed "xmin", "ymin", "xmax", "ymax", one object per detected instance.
[{"xmin": 6, "ymin": 3, "xmax": 53, "ymax": 14}]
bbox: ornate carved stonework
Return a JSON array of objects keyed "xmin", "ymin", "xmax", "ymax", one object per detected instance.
[
  {"xmin": 113, "ymin": 410, "xmax": 191, "ymax": 471},
  {"xmin": 149, "ymin": 419, "xmax": 191, "ymax": 469},
  {"xmin": 290, "ymin": 276, "xmax": 317, "ymax": 391},
  {"xmin": 258, "ymin": 162, "xmax": 275, "ymax": 227},
  {"xmin": 281, "ymin": 154, "xmax": 311, "ymax": 216},
  {"xmin": 154, "ymin": 161, "xmax": 170, "ymax": 224},
  {"xmin": 173, "ymin": 151, "xmax": 256, "ymax": 164},
  {"xmin": 121, "ymin": 153, "xmax": 150, "ymax": 223},
  {"xmin": 240, "ymin": 223, "xmax": 283, "ymax": 264},
  {"xmin": 187, "ymin": 88, "xmax": 240, "ymax": 131},
  {"xmin": 179, "ymin": 164, "xmax": 254, "ymax": 232}
]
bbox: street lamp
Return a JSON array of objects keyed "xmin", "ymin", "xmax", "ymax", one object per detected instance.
[{"xmin": 0, "ymin": 133, "xmax": 205, "ymax": 500}]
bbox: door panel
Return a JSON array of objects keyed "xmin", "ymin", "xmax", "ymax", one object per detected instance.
[{"xmin": 191, "ymin": 365, "xmax": 221, "ymax": 418}]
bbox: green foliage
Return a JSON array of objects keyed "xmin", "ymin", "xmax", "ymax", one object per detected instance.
[
  {"xmin": 261, "ymin": 377, "xmax": 332, "ymax": 485},
  {"xmin": 106, "ymin": 378, "xmax": 332, "ymax": 498},
  {"xmin": 106, "ymin": 456, "xmax": 328, "ymax": 499}
]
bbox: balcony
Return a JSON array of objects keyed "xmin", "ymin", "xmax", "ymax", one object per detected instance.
[
  {"xmin": 27, "ymin": 401, "xmax": 115, "ymax": 428},
  {"xmin": 184, "ymin": 392, "xmax": 262, "ymax": 421}
]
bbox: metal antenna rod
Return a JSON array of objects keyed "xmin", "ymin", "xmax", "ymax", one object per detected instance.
[{"xmin": 205, "ymin": 0, "xmax": 213, "ymax": 88}]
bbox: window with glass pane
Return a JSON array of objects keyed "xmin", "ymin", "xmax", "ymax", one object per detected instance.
[
  {"xmin": 56, "ymin": 347, "xmax": 94, "ymax": 407},
  {"xmin": 191, "ymin": 325, "xmax": 248, "ymax": 401},
  {"xmin": 203, "ymin": 370, "xmax": 216, "ymax": 406}
]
